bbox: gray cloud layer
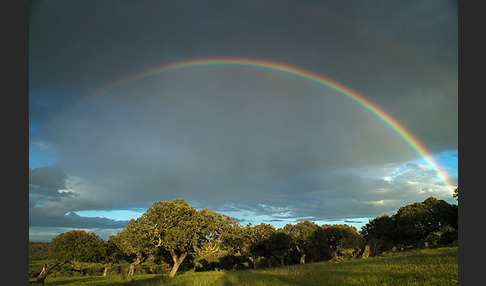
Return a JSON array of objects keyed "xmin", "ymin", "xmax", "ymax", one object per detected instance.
[
  {"xmin": 29, "ymin": 0, "xmax": 457, "ymax": 240},
  {"xmin": 29, "ymin": 165, "xmax": 128, "ymax": 234}
]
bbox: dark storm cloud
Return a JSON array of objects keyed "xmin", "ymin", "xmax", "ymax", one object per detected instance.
[
  {"xmin": 28, "ymin": 165, "xmax": 121, "ymax": 229},
  {"xmin": 28, "ymin": 166, "xmax": 127, "ymax": 237},
  {"xmin": 29, "ymin": 0, "xmax": 316, "ymax": 89},
  {"xmin": 29, "ymin": 165, "xmax": 77, "ymax": 202},
  {"xmin": 43, "ymin": 69, "xmax": 425, "ymax": 213},
  {"xmin": 29, "ymin": 0, "xmax": 457, "ymax": 150},
  {"xmin": 29, "ymin": 0, "xmax": 457, "ymax": 240},
  {"xmin": 29, "ymin": 165, "xmax": 67, "ymax": 189}
]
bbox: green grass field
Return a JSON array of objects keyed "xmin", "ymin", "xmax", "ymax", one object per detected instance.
[{"xmin": 29, "ymin": 246, "xmax": 458, "ymax": 286}]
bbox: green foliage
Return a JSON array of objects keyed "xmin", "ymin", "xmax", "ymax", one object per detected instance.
[
  {"xmin": 50, "ymin": 230, "xmax": 108, "ymax": 264},
  {"xmin": 110, "ymin": 217, "xmax": 153, "ymax": 264},
  {"xmin": 112, "ymin": 199, "xmax": 241, "ymax": 277},
  {"xmin": 283, "ymin": 221, "xmax": 318, "ymax": 249},
  {"xmin": 218, "ymin": 254, "xmax": 251, "ymax": 271},
  {"xmin": 193, "ymin": 248, "xmax": 249, "ymax": 272},
  {"xmin": 244, "ymin": 223, "xmax": 276, "ymax": 259},
  {"xmin": 263, "ymin": 231, "xmax": 292, "ymax": 265},
  {"xmin": 195, "ymin": 255, "xmax": 221, "ymax": 272},
  {"xmin": 322, "ymin": 224, "xmax": 357, "ymax": 250},
  {"xmin": 393, "ymin": 197, "xmax": 458, "ymax": 247},
  {"xmin": 29, "ymin": 241, "xmax": 54, "ymax": 261},
  {"xmin": 131, "ymin": 199, "xmax": 237, "ymax": 256},
  {"xmin": 360, "ymin": 197, "xmax": 458, "ymax": 254},
  {"xmin": 283, "ymin": 221, "xmax": 330, "ymax": 263},
  {"xmin": 34, "ymin": 196, "xmax": 458, "ymax": 282},
  {"xmin": 322, "ymin": 224, "xmax": 363, "ymax": 260},
  {"xmin": 141, "ymin": 199, "xmax": 200, "ymax": 253},
  {"xmin": 218, "ymin": 220, "xmax": 246, "ymax": 254}
]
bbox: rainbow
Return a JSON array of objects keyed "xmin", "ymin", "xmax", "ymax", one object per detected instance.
[{"xmin": 67, "ymin": 57, "xmax": 456, "ymax": 193}]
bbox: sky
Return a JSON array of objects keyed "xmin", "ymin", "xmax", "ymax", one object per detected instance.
[{"xmin": 29, "ymin": 0, "xmax": 458, "ymax": 242}]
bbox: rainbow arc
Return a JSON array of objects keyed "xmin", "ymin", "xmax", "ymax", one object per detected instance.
[{"xmin": 67, "ymin": 57, "xmax": 456, "ymax": 193}]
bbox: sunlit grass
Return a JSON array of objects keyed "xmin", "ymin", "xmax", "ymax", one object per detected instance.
[{"xmin": 29, "ymin": 247, "xmax": 458, "ymax": 286}]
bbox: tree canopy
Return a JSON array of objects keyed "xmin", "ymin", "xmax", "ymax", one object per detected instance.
[
  {"xmin": 360, "ymin": 197, "xmax": 458, "ymax": 252},
  {"xmin": 36, "ymin": 230, "xmax": 108, "ymax": 283},
  {"xmin": 34, "ymin": 196, "xmax": 458, "ymax": 280},
  {"xmin": 322, "ymin": 224, "xmax": 363, "ymax": 260},
  {"xmin": 50, "ymin": 230, "xmax": 107, "ymax": 264},
  {"xmin": 283, "ymin": 221, "xmax": 330, "ymax": 264},
  {"xmin": 117, "ymin": 198, "xmax": 238, "ymax": 277}
]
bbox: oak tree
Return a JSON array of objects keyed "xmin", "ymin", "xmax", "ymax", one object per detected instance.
[
  {"xmin": 136, "ymin": 199, "xmax": 237, "ymax": 277},
  {"xmin": 283, "ymin": 221, "xmax": 329, "ymax": 264},
  {"xmin": 37, "ymin": 230, "xmax": 108, "ymax": 283}
]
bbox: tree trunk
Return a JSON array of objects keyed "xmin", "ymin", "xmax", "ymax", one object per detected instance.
[
  {"xmin": 362, "ymin": 244, "xmax": 371, "ymax": 259},
  {"xmin": 103, "ymin": 264, "xmax": 112, "ymax": 277},
  {"xmin": 251, "ymin": 253, "xmax": 259, "ymax": 269},
  {"xmin": 128, "ymin": 264, "xmax": 135, "ymax": 277},
  {"xmin": 296, "ymin": 246, "xmax": 306, "ymax": 264},
  {"xmin": 299, "ymin": 253, "xmax": 306, "ymax": 264},
  {"xmin": 352, "ymin": 247, "xmax": 362, "ymax": 258},
  {"xmin": 331, "ymin": 250, "xmax": 339, "ymax": 260},
  {"xmin": 36, "ymin": 262, "xmax": 60, "ymax": 283},
  {"xmin": 128, "ymin": 255, "xmax": 142, "ymax": 277},
  {"xmin": 168, "ymin": 250, "xmax": 188, "ymax": 278}
]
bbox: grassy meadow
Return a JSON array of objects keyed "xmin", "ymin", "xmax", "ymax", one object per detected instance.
[{"xmin": 29, "ymin": 246, "xmax": 458, "ymax": 286}]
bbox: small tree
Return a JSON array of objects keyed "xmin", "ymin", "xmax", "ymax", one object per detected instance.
[
  {"xmin": 101, "ymin": 238, "xmax": 125, "ymax": 276},
  {"xmin": 322, "ymin": 224, "xmax": 362, "ymax": 260},
  {"xmin": 359, "ymin": 214, "xmax": 395, "ymax": 256},
  {"xmin": 110, "ymin": 218, "xmax": 153, "ymax": 277},
  {"xmin": 360, "ymin": 197, "xmax": 458, "ymax": 254},
  {"xmin": 393, "ymin": 197, "xmax": 458, "ymax": 247},
  {"xmin": 37, "ymin": 230, "xmax": 108, "ymax": 283},
  {"xmin": 283, "ymin": 221, "xmax": 329, "ymax": 264},
  {"xmin": 264, "ymin": 231, "xmax": 292, "ymax": 267},
  {"xmin": 244, "ymin": 223, "xmax": 276, "ymax": 269}
]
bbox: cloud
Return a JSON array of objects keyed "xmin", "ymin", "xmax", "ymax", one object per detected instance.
[
  {"xmin": 29, "ymin": 0, "xmax": 457, "ymax": 240},
  {"xmin": 29, "ymin": 211, "xmax": 128, "ymax": 229},
  {"xmin": 29, "ymin": 165, "xmax": 67, "ymax": 190},
  {"xmin": 344, "ymin": 219, "xmax": 363, "ymax": 224},
  {"xmin": 29, "ymin": 226, "xmax": 126, "ymax": 242},
  {"xmin": 29, "ymin": 165, "xmax": 128, "ymax": 236},
  {"xmin": 211, "ymin": 160, "xmax": 454, "ymax": 223}
]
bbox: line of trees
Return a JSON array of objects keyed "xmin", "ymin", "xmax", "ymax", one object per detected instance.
[
  {"xmin": 360, "ymin": 197, "xmax": 458, "ymax": 255},
  {"xmin": 32, "ymin": 197, "xmax": 458, "ymax": 282}
]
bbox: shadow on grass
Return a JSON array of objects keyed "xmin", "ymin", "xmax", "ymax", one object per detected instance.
[
  {"xmin": 29, "ymin": 248, "xmax": 458, "ymax": 286},
  {"xmin": 215, "ymin": 270, "xmax": 318, "ymax": 286},
  {"xmin": 29, "ymin": 275, "xmax": 169, "ymax": 286}
]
